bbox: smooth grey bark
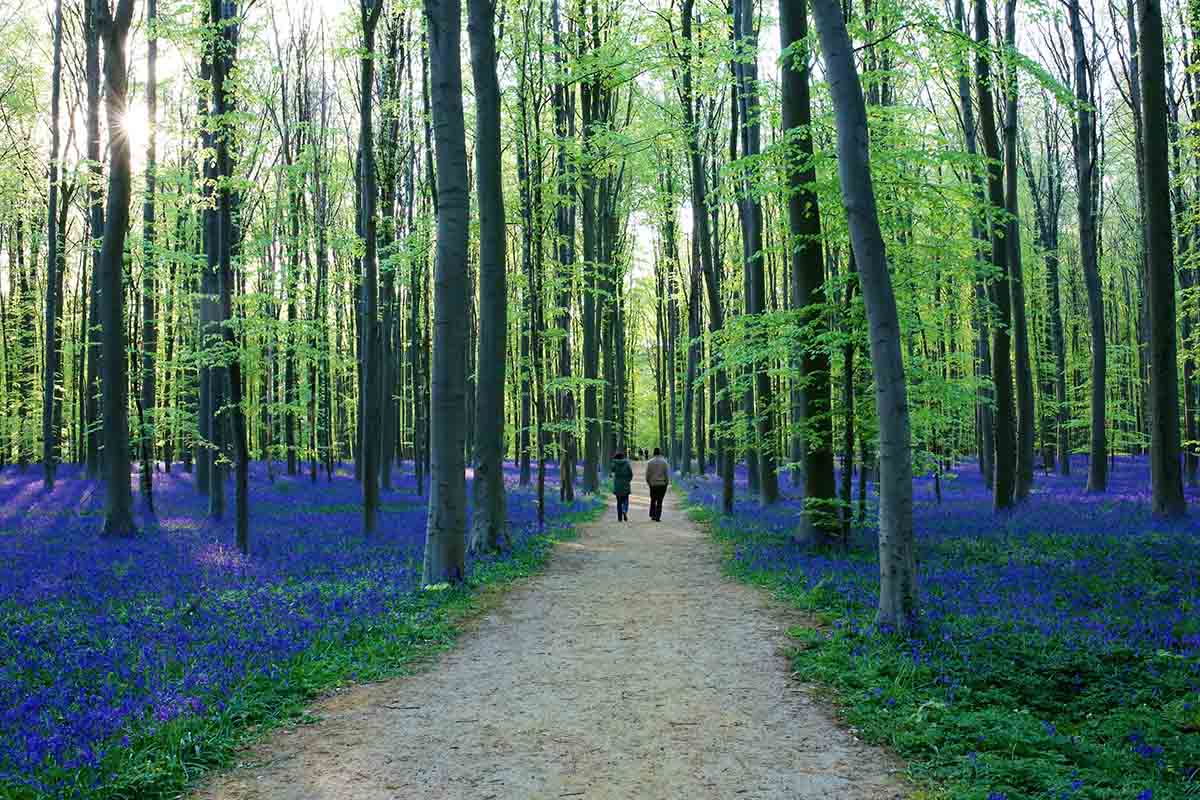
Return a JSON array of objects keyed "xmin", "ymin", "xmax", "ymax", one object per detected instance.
[
  {"xmin": 84, "ymin": 1, "xmax": 103, "ymax": 479},
  {"xmin": 1068, "ymin": 0, "xmax": 1107, "ymax": 492},
  {"xmin": 42, "ymin": 0, "xmax": 65, "ymax": 489},
  {"xmin": 468, "ymin": 0, "xmax": 508, "ymax": 552},
  {"xmin": 422, "ymin": 0, "xmax": 469, "ymax": 584},
  {"xmin": 810, "ymin": 0, "xmax": 916, "ymax": 629},
  {"xmin": 200, "ymin": 6, "xmax": 220, "ymax": 507},
  {"xmin": 210, "ymin": 0, "xmax": 249, "ymax": 550},
  {"xmin": 975, "ymin": 0, "xmax": 1017, "ymax": 510},
  {"xmin": 550, "ymin": 0, "xmax": 576, "ymax": 502},
  {"xmin": 517, "ymin": 71, "xmax": 534, "ymax": 487},
  {"xmin": 1138, "ymin": 0, "xmax": 1186, "ymax": 515},
  {"xmin": 1003, "ymin": 0, "xmax": 1034, "ymax": 501},
  {"xmin": 781, "ymin": 0, "xmax": 836, "ymax": 543},
  {"xmin": 358, "ymin": 0, "xmax": 384, "ymax": 535},
  {"xmin": 680, "ymin": 0, "xmax": 734, "ymax": 513},
  {"xmin": 681, "ymin": 253, "xmax": 699, "ymax": 476},
  {"xmin": 95, "ymin": 0, "xmax": 137, "ymax": 537},
  {"xmin": 140, "ymin": 0, "xmax": 158, "ymax": 507},
  {"xmin": 732, "ymin": 0, "xmax": 779, "ymax": 505},
  {"xmin": 580, "ymin": 75, "xmax": 600, "ymax": 494},
  {"xmin": 953, "ymin": 0, "xmax": 993, "ymax": 487}
]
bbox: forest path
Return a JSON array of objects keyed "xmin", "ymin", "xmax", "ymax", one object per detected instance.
[{"xmin": 195, "ymin": 467, "xmax": 907, "ymax": 800}]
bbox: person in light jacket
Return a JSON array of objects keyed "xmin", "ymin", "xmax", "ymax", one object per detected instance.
[
  {"xmin": 644, "ymin": 447, "xmax": 670, "ymax": 522},
  {"xmin": 611, "ymin": 451, "xmax": 633, "ymax": 522}
]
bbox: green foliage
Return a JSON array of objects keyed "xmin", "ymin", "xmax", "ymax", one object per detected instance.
[{"xmin": 689, "ymin": 506, "xmax": 1200, "ymax": 800}]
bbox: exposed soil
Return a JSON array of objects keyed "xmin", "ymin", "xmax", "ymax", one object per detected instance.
[{"xmin": 195, "ymin": 468, "xmax": 908, "ymax": 800}]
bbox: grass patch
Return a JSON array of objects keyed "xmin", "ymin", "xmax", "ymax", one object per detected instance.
[{"xmin": 680, "ymin": 489, "xmax": 1199, "ymax": 800}]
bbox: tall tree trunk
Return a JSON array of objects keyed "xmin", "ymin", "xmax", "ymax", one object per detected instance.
[
  {"xmin": 975, "ymin": 0, "xmax": 1017, "ymax": 510},
  {"xmin": 732, "ymin": 0, "xmax": 779, "ymax": 505},
  {"xmin": 423, "ymin": 0, "xmax": 469, "ymax": 583},
  {"xmin": 468, "ymin": 0, "xmax": 508, "ymax": 552},
  {"xmin": 1138, "ymin": 0, "xmax": 1186, "ymax": 515},
  {"xmin": 680, "ymin": 0, "xmax": 733, "ymax": 513},
  {"xmin": 210, "ymin": 0, "xmax": 248, "ymax": 549},
  {"xmin": 580, "ymin": 80, "xmax": 600, "ymax": 493},
  {"xmin": 95, "ymin": 0, "xmax": 137, "ymax": 537},
  {"xmin": 139, "ymin": 0, "xmax": 158, "ymax": 508},
  {"xmin": 359, "ymin": 0, "xmax": 384, "ymax": 534},
  {"xmin": 1069, "ymin": 0, "xmax": 1107, "ymax": 491},
  {"xmin": 550, "ymin": 0, "xmax": 576, "ymax": 502},
  {"xmin": 782, "ymin": 0, "xmax": 836, "ymax": 542},
  {"xmin": 811, "ymin": 0, "xmax": 916, "ymax": 629},
  {"xmin": 42, "ymin": 0, "xmax": 65, "ymax": 489},
  {"xmin": 1003, "ymin": 0, "xmax": 1034, "ymax": 501},
  {"xmin": 84, "ymin": 1, "xmax": 103, "ymax": 479}
]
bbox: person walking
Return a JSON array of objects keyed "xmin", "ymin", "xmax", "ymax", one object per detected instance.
[
  {"xmin": 645, "ymin": 447, "xmax": 670, "ymax": 522},
  {"xmin": 612, "ymin": 451, "xmax": 633, "ymax": 522}
]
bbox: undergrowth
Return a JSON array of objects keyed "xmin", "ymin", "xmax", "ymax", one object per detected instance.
[
  {"xmin": 683, "ymin": 496, "xmax": 1200, "ymax": 800},
  {"xmin": 2, "ymin": 500, "xmax": 603, "ymax": 800}
]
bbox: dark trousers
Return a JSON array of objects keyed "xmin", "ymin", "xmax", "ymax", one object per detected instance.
[
  {"xmin": 649, "ymin": 484, "xmax": 667, "ymax": 520},
  {"xmin": 616, "ymin": 493, "xmax": 630, "ymax": 520}
]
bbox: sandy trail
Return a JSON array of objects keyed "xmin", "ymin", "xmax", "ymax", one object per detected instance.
[{"xmin": 196, "ymin": 467, "xmax": 907, "ymax": 800}]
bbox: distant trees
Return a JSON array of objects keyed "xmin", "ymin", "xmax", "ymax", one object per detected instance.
[{"xmin": 0, "ymin": 0, "xmax": 1193, "ymax": 559}]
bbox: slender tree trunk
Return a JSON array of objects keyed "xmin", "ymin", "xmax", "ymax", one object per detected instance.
[
  {"xmin": 551, "ymin": 0, "xmax": 576, "ymax": 502},
  {"xmin": 96, "ymin": 0, "xmax": 137, "ymax": 537},
  {"xmin": 139, "ymin": 0, "xmax": 159, "ymax": 509},
  {"xmin": 680, "ymin": 0, "xmax": 733, "ymax": 512},
  {"xmin": 1003, "ymin": 0, "xmax": 1034, "ymax": 501},
  {"xmin": 811, "ymin": 0, "xmax": 916, "ymax": 629},
  {"xmin": 42, "ymin": 0, "xmax": 65, "ymax": 489},
  {"xmin": 84, "ymin": 1, "xmax": 103, "ymax": 479},
  {"xmin": 1138, "ymin": 0, "xmax": 1186, "ymax": 515},
  {"xmin": 210, "ymin": 0, "xmax": 248, "ymax": 550},
  {"xmin": 782, "ymin": 0, "xmax": 836, "ymax": 542},
  {"xmin": 423, "ymin": 0, "xmax": 469, "ymax": 583},
  {"xmin": 468, "ymin": 0, "xmax": 508, "ymax": 552},
  {"xmin": 975, "ymin": 0, "xmax": 1016, "ymax": 510},
  {"xmin": 359, "ymin": 0, "xmax": 384, "ymax": 534},
  {"xmin": 732, "ymin": 0, "xmax": 778, "ymax": 505},
  {"xmin": 580, "ymin": 99, "xmax": 600, "ymax": 493},
  {"xmin": 1069, "ymin": 0, "xmax": 1107, "ymax": 492}
]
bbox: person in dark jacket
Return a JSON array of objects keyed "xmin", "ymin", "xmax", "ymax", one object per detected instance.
[{"xmin": 611, "ymin": 452, "xmax": 633, "ymax": 522}]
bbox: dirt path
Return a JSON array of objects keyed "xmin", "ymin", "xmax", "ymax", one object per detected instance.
[{"xmin": 196, "ymin": 468, "xmax": 907, "ymax": 800}]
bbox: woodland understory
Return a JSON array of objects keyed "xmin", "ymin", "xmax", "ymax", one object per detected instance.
[{"xmin": 1, "ymin": 0, "xmax": 1199, "ymax": 796}]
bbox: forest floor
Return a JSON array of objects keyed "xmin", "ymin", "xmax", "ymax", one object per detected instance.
[{"xmin": 194, "ymin": 467, "xmax": 908, "ymax": 800}]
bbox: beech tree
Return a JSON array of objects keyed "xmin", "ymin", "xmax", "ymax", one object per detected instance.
[
  {"xmin": 781, "ymin": 0, "xmax": 836, "ymax": 542},
  {"xmin": 810, "ymin": 0, "xmax": 916, "ymax": 628},
  {"xmin": 1068, "ymin": 0, "xmax": 1107, "ymax": 492},
  {"xmin": 1138, "ymin": 0, "xmax": 1185, "ymax": 516},
  {"xmin": 41, "ymin": 0, "xmax": 65, "ymax": 490},
  {"xmin": 95, "ymin": 0, "xmax": 136, "ymax": 537},
  {"xmin": 423, "ymin": 0, "xmax": 468, "ymax": 584},
  {"xmin": 468, "ymin": 0, "xmax": 508, "ymax": 552}
]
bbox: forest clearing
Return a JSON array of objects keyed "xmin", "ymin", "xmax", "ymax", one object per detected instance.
[{"xmin": 1, "ymin": 0, "xmax": 1199, "ymax": 796}]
